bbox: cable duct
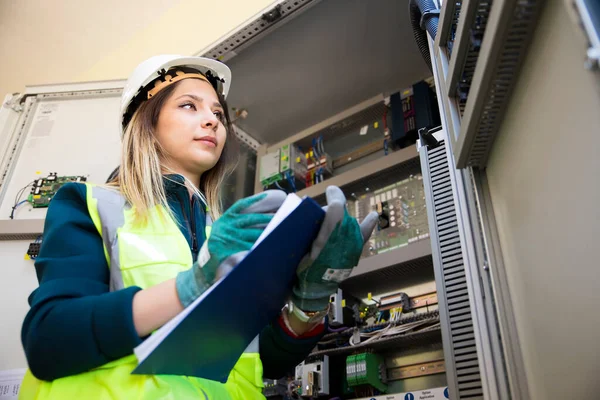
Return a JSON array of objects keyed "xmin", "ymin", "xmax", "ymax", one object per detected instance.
[{"xmin": 409, "ymin": 0, "xmax": 440, "ymax": 72}]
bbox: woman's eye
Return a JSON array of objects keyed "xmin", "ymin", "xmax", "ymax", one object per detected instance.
[
  {"xmin": 214, "ymin": 111, "xmax": 224, "ymax": 120},
  {"xmin": 181, "ymin": 103, "xmax": 196, "ymax": 110}
]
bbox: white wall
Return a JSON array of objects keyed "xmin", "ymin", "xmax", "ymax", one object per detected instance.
[
  {"xmin": 486, "ymin": 1, "xmax": 600, "ymax": 398},
  {"xmin": 0, "ymin": 0, "xmax": 277, "ymax": 371},
  {"xmin": 0, "ymin": 242, "xmax": 38, "ymax": 370},
  {"xmin": 0, "ymin": 0, "xmax": 275, "ymax": 96}
]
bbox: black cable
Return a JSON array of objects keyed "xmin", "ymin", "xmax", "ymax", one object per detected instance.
[
  {"xmin": 9, "ymin": 200, "xmax": 28, "ymax": 219},
  {"xmin": 408, "ymin": 0, "xmax": 440, "ymax": 73},
  {"xmin": 10, "ymin": 181, "xmax": 35, "ymax": 219}
]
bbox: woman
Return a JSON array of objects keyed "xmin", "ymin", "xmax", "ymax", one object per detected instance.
[{"xmin": 20, "ymin": 55, "xmax": 377, "ymax": 399}]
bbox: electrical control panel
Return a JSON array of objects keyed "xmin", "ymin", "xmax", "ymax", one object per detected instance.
[
  {"xmin": 262, "ymin": 378, "xmax": 289, "ymax": 398},
  {"xmin": 259, "ymin": 149, "xmax": 282, "ymax": 186},
  {"xmin": 294, "ymin": 355, "xmax": 330, "ymax": 398},
  {"xmin": 9, "ymin": 172, "xmax": 87, "ymax": 219},
  {"xmin": 329, "ymin": 289, "xmax": 344, "ymax": 326},
  {"xmin": 348, "ymin": 173, "xmax": 429, "ymax": 259},
  {"xmin": 259, "ymin": 144, "xmax": 308, "ymax": 192},
  {"xmin": 29, "ymin": 173, "xmax": 87, "ymax": 208},
  {"xmin": 304, "ymin": 136, "xmax": 332, "ymax": 187},
  {"xmin": 279, "ymin": 144, "xmax": 304, "ymax": 176},
  {"xmin": 346, "ymin": 352, "xmax": 387, "ymax": 393},
  {"xmin": 390, "ymin": 81, "xmax": 440, "ymax": 148}
]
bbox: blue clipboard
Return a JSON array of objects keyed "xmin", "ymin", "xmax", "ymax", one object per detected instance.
[{"xmin": 132, "ymin": 196, "xmax": 324, "ymax": 382}]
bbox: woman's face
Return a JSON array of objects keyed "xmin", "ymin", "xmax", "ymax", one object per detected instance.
[{"xmin": 155, "ymin": 78, "xmax": 227, "ymax": 180}]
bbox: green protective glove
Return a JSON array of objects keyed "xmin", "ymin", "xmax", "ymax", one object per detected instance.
[
  {"xmin": 176, "ymin": 190, "xmax": 287, "ymax": 307},
  {"xmin": 291, "ymin": 186, "xmax": 379, "ymax": 312}
]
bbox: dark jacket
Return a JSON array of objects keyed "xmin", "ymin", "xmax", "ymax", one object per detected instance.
[{"xmin": 21, "ymin": 175, "xmax": 323, "ymax": 381}]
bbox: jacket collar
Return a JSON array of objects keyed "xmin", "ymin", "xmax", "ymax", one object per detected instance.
[
  {"xmin": 162, "ymin": 174, "xmax": 188, "ymax": 193},
  {"xmin": 162, "ymin": 174, "xmax": 207, "ymax": 211}
]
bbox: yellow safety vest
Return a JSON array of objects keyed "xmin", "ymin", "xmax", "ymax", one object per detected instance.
[{"xmin": 20, "ymin": 184, "xmax": 265, "ymax": 400}]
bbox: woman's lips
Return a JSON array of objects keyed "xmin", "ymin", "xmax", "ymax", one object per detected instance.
[{"xmin": 195, "ymin": 136, "xmax": 217, "ymax": 147}]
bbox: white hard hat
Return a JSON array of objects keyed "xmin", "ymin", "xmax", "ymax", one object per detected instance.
[{"xmin": 120, "ymin": 55, "xmax": 232, "ymax": 130}]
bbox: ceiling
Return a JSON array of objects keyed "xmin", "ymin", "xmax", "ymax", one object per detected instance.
[{"xmin": 226, "ymin": 0, "xmax": 431, "ymax": 145}]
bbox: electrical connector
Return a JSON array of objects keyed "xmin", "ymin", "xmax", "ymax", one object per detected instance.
[
  {"xmin": 26, "ymin": 241, "xmax": 41, "ymax": 260},
  {"xmin": 346, "ymin": 352, "xmax": 387, "ymax": 393}
]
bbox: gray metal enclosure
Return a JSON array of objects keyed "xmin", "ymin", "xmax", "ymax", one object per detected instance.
[{"xmin": 420, "ymin": 138, "xmax": 483, "ymax": 400}]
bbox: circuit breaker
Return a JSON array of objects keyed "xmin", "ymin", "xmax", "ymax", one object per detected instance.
[
  {"xmin": 259, "ymin": 144, "xmax": 307, "ymax": 191},
  {"xmin": 259, "ymin": 149, "xmax": 281, "ymax": 186},
  {"xmin": 294, "ymin": 355, "xmax": 330, "ymax": 398}
]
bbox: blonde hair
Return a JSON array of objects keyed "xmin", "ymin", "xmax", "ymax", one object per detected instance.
[{"xmin": 108, "ymin": 79, "xmax": 238, "ymax": 224}]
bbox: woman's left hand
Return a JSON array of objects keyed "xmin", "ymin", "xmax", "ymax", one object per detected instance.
[
  {"xmin": 176, "ymin": 190, "xmax": 287, "ymax": 307},
  {"xmin": 291, "ymin": 186, "xmax": 378, "ymax": 312}
]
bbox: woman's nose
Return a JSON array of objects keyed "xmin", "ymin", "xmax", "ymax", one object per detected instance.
[{"xmin": 201, "ymin": 112, "xmax": 219, "ymax": 129}]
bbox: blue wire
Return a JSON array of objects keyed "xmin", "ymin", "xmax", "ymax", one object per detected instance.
[
  {"xmin": 274, "ymin": 181, "xmax": 285, "ymax": 191},
  {"xmin": 312, "ymin": 138, "xmax": 321, "ymax": 160},
  {"xmin": 10, "ymin": 200, "xmax": 29, "ymax": 220},
  {"xmin": 319, "ymin": 134, "xmax": 325, "ymax": 156},
  {"xmin": 286, "ymin": 171, "xmax": 297, "ymax": 193}
]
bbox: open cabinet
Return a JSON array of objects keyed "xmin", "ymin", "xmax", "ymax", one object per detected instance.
[
  {"xmin": 0, "ymin": 0, "xmax": 548, "ymax": 398},
  {"xmin": 216, "ymin": 1, "xmax": 451, "ymax": 399},
  {"xmin": 0, "ymin": 0, "xmax": 443, "ymax": 399}
]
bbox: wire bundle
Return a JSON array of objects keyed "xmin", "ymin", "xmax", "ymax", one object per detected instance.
[
  {"xmin": 388, "ymin": 306, "xmax": 403, "ymax": 323},
  {"xmin": 309, "ymin": 136, "xmax": 326, "ymax": 185},
  {"xmin": 349, "ymin": 319, "xmax": 440, "ymax": 346},
  {"xmin": 317, "ymin": 310, "xmax": 441, "ymax": 350},
  {"xmin": 285, "ymin": 170, "xmax": 297, "ymax": 192}
]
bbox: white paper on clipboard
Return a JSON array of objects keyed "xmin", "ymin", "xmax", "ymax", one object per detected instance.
[{"xmin": 0, "ymin": 369, "xmax": 26, "ymax": 399}]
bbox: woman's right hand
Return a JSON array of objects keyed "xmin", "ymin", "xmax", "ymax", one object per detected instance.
[{"xmin": 176, "ymin": 190, "xmax": 287, "ymax": 307}]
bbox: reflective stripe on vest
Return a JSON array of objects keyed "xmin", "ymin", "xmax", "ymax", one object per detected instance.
[
  {"xmin": 19, "ymin": 183, "xmax": 264, "ymax": 400},
  {"xmin": 87, "ymin": 185, "xmax": 128, "ymax": 291}
]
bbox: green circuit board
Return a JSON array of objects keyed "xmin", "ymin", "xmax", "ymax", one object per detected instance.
[
  {"xmin": 348, "ymin": 174, "xmax": 429, "ymax": 259},
  {"xmin": 27, "ymin": 173, "xmax": 87, "ymax": 208}
]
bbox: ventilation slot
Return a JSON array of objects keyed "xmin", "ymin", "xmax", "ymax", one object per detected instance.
[
  {"xmin": 422, "ymin": 141, "xmax": 483, "ymax": 399},
  {"xmin": 466, "ymin": 0, "xmax": 543, "ymax": 166},
  {"xmin": 447, "ymin": 1, "xmax": 463, "ymax": 57},
  {"xmin": 457, "ymin": 1, "xmax": 493, "ymax": 117}
]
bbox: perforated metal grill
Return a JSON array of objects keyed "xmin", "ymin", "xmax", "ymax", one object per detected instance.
[
  {"xmin": 457, "ymin": 1, "xmax": 493, "ymax": 117},
  {"xmin": 466, "ymin": 0, "xmax": 543, "ymax": 166},
  {"xmin": 0, "ymin": 232, "xmax": 39, "ymax": 241},
  {"xmin": 202, "ymin": 0, "xmax": 316, "ymax": 60},
  {"xmin": 0, "ymin": 219, "xmax": 45, "ymax": 241},
  {"xmin": 421, "ymin": 141, "xmax": 483, "ymax": 399},
  {"xmin": 447, "ymin": 1, "xmax": 463, "ymax": 56}
]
